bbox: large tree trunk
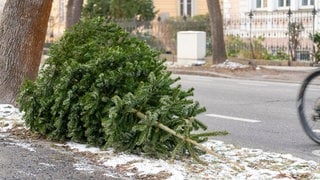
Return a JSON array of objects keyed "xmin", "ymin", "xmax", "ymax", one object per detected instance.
[
  {"xmin": 207, "ymin": 0, "xmax": 227, "ymax": 64},
  {"xmin": 66, "ymin": 0, "xmax": 84, "ymax": 28},
  {"xmin": 0, "ymin": 1, "xmax": 53, "ymax": 104}
]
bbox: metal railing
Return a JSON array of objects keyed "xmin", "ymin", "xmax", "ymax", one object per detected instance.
[{"xmin": 47, "ymin": 10, "xmax": 317, "ymax": 61}]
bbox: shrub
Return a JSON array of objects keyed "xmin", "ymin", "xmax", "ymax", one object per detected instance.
[
  {"xmin": 313, "ymin": 32, "xmax": 320, "ymax": 63},
  {"xmin": 270, "ymin": 50, "xmax": 289, "ymax": 61},
  {"xmin": 18, "ymin": 18, "xmax": 220, "ymax": 160},
  {"xmin": 225, "ymin": 35, "xmax": 245, "ymax": 57},
  {"xmin": 240, "ymin": 36, "xmax": 270, "ymax": 60}
]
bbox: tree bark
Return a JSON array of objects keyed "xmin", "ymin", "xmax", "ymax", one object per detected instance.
[
  {"xmin": 66, "ymin": 0, "xmax": 84, "ymax": 28},
  {"xmin": 0, "ymin": 0, "xmax": 53, "ymax": 104},
  {"xmin": 207, "ymin": 0, "xmax": 227, "ymax": 64}
]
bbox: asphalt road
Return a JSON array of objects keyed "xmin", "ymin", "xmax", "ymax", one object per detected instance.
[{"xmin": 177, "ymin": 74, "xmax": 320, "ymax": 162}]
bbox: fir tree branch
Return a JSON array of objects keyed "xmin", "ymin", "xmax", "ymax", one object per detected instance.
[{"xmin": 134, "ymin": 109, "xmax": 244, "ymax": 170}]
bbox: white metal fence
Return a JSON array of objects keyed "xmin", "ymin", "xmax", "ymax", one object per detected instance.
[{"xmin": 58, "ymin": 10, "xmax": 318, "ymax": 61}]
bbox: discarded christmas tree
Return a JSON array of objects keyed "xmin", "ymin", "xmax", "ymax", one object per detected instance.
[{"xmin": 18, "ymin": 18, "xmax": 227, "ymax": 162}]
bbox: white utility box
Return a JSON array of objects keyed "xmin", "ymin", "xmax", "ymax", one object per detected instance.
[{"xmin": 177, "ymin": 31, "xmax": 206, "ymax": 65}]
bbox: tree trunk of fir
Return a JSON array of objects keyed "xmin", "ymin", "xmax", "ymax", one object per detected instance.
[
  {"xmin": 0, "ymin": 0, "xmax": 53, "ymax": 104},
  {"xmin": 66, "ymin": 0, "xmax": 84, "ymax": 28},
  {"xmin": 207, "ymin": 0, "xmax": 227, "ymax": 64}
]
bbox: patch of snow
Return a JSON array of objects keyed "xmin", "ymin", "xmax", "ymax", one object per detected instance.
[
  {"xmin": 101, "ymin": 153, "xmax": 185, "ymax": 179},
  {"xmin": 212, "ymin": 60, "xmax": 249, "ymax": 69},
  {"xmin": 133, "ymin": 159, "xmax": 185, "ymax": 179},
  {"xmin": 102, "ymin": 153, "xmax": 143, "ymax": 168},
  {"xmin": 0, "ymin": 104, "xmax": 23, "ymax": 120},
  {"xmin": 0, "ymin": 104, "xmax": 24, "ymax": 133},
  {"xmin": 67, "ymin": 142, "xmax": 101, "ymax": 154},
  {"xmin": 11, "ymin": 141, "xmax": 36, "ymax": 152},
  {"xmin": 165, "ymin": 62, "xmax": 191, "ymax": 68},
  {"xmin": 39, "ymin": 163, "xmax": 55, "ymax": 167},
  {"xmin": 17, "ymin": 170, "xmax": 36, "ymax": 177},
  {"xmin": 0, "ymin": 133, "xmax": 9, "ymax": 138},
  {"xmin": 0, "ymin": 121, "xmax": 12, "ymax": 133}
]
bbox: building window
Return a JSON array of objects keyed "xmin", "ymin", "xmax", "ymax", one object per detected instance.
[
  {"xmin": 302, "ymin": 0, "xmax": 314, "ymax": 6},
  {"xmin": 256, "ymin": 0, "xmax": 268, "ymax": 8},
  {"xmin": 180, "ymin": 0, "xmax": 193, "ymax": 16},
  {"xmin": 278, "ymin": 0, "xmax": 291, "ymax": 7}
]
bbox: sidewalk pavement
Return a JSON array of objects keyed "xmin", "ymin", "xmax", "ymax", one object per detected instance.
[
  {"xmin": 260, "ymin": 65, "xmax": 319, "ymax": 72},
  {"xmin": 167, "ymin": 64, "xmax": 317, "ymax": 84}
]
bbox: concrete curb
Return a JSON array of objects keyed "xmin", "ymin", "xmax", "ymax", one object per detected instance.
[
  {"xmin": 167, "ymin": 66, "xmax": 313, "ymax": 84},
  {"xmin": 168, "ymin": 69, "xmax": 234, "ymax": 79}
]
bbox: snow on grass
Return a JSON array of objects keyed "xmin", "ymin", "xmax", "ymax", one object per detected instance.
[
  {"xmin": 1, "ymin": 104, "xmax": 320, "ymax": 179},
  {"xmin": 67, "ymin": 142, "xmax": 102, "ymax": 154},
  {"xmin": 99, "ymin": 152, "xmax": 186, "ymax": 179}
]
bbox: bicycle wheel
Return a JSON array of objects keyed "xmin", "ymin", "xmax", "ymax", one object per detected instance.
[{"xmin": 297, "ymin": 69, "xmax": 320, "ymax": 144}]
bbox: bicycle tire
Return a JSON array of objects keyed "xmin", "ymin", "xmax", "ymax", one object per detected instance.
[{"xmin": 297, "ymin": 69, "xmax": 320, "ymax": 144}]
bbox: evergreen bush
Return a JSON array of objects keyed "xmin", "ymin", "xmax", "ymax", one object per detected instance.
[{"xmin": 18, "ymin": 18, "xmax": 224, "ymax": 161}]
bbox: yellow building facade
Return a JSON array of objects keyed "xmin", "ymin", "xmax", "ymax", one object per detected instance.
[
  {"xmin": 153, "ymin": 0, "xmax": 208, "ymax": 20},
  {"xmin": 47, "ymin": 0, "xmax": 211, "ymax": 41}
]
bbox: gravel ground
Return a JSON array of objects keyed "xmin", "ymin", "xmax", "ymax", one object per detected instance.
[
  {"xmin": 0, "ymin": 105, "xmax": 123, "ymax": 179},
  {"xmin": 0, "ymin": 138, "xmax": 121, "ymax": 179}
]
